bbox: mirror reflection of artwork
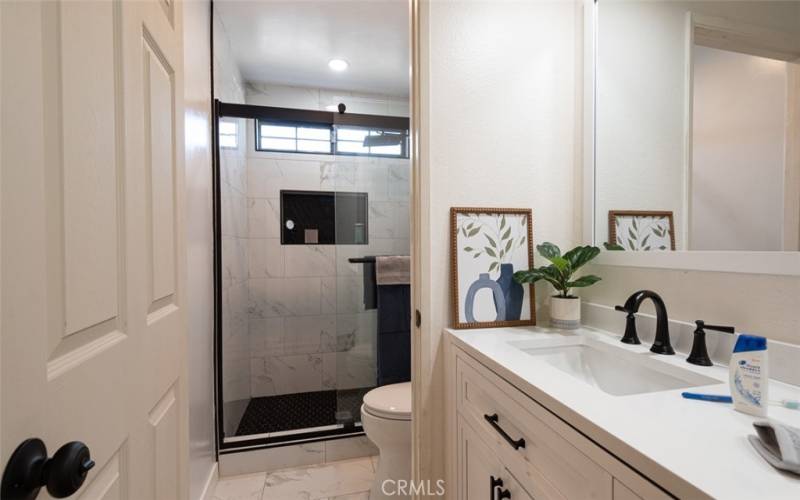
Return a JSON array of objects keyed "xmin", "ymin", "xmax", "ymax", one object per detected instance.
[
  {"xmin": 450, "ymin": 208, "xmax": 536, "ymax": 329},
  {"xmin": 609, "ymin": 211, "xmax": 675, "ymax": 251}
]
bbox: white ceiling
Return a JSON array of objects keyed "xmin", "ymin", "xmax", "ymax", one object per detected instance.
[{"xmin": 215, "ymin": 0, "xmax": 410, "ymax": 97}]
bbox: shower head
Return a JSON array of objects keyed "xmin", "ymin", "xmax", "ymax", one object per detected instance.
[{"xmin": 362, "ymin": 132, "xmax": 404, "ymax": 148}]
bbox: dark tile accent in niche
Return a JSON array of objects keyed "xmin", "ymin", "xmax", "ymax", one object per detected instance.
[
  {"xmin": 280, "ymin": 190, "xmax": 368, "ymax": 245},
  {"xmin": 235, "ymin": 387, "xmax": 373, "ymax": 437}
]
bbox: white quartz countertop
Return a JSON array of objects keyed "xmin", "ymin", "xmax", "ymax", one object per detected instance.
[{"xmin": 446, "ymin": 325, "xmax": 800, "ymax": 499}]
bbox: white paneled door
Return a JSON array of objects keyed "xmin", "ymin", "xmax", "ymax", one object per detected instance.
[{"xmin": 1, "ymin": 0, "xmax": 188, "ymax": 499}]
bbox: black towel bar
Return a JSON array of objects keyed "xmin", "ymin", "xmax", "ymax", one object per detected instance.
[{"xmin": 349, "ymin": 257, "xmax": 376, "ymax": 264}]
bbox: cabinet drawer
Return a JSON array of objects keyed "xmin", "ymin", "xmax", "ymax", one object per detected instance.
[
  {"xmin": 458, "ymin": 414, "xmax": 534, "ymax": 500},
  {"xmin": 456, "ymin": 353, "xmax": 612, "ymax": 500}
]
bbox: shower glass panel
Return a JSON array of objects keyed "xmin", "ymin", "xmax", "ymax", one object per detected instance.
[
  {"xmin": 217, "ymin": 104, "xmax": 410, "ymax": 449},
  {"xmin": 217, "ymin": 112, "xmax": 252, "ymax": 441},
  {"xmin": 332, "ymin": 145, "xmax": 411, "ymax": 432}
]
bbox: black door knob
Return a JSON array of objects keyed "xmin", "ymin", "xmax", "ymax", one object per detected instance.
[{"xmin": 1, "ymin": 438, "xmax": 94, "ymax": 499}]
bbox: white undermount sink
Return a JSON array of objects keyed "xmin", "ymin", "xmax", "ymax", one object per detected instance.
[{"xmin": 509, "ymin": 336, "xmax": 719, "ymax": 396}]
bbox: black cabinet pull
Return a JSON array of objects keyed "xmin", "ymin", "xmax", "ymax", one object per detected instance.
[
  {"xmin": 484, "ymin": 413, "xmax": 526, "ymax": 450},
  {"xmin": 490, "ymin": 475, "xmax": 503, "ymax": 500},
  {"xmin": 498, "ymin": 488, "xmax": 512, "ymax": 499}
]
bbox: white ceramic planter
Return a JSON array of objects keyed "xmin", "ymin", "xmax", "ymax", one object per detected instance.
[{"xmin": 550, "ymin": 296, "xmax": 581, "ymax": 329}]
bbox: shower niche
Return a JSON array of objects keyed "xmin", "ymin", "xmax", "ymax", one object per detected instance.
[{"xmin": 281, "ymin": 190, "xmax": 369, "ymax": 245}]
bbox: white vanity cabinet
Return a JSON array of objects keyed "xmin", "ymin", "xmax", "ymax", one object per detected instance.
[{"xmin": 449, "ymin": 344, "xmax": 671, "ymax": 500}]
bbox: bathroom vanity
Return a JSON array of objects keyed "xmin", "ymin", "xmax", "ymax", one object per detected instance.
[{"xmin": 444, "ymin": 326, "xmax": 800, "ymax": 499}]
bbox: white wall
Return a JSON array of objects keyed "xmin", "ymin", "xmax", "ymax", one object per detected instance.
[
  {"xmin": 184, "ymin": 1, "xmax": 216, "ymax": 498},
  {"xmin": 595, "ymin": 0, "xmax": 800, "ymax": 248},
  {"xmin": 417, "ymin": 0, "xmax": 581, "ymax": 488},
  {"xmin": 691, "ymin": 46, "xmax": 787, "ymax": 251}
]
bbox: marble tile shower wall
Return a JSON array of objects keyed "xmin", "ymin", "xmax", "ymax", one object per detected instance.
[{"xmin": 246, "ymin": 150, "xmax": 410, "ymax": 398}]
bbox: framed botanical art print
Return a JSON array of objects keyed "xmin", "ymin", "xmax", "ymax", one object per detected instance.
[
  {"xmin": 450, "ymin": 207, "xmax": 536, "ymax": 329},
  {"xmin": 609, "ymin": 210, "xmax": 676, "ymax": 251}
]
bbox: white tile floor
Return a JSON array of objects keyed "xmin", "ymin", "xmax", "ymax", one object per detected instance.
[{"xmin": 212, "ymin": 456, "xmax": 378, "ymax": 500}]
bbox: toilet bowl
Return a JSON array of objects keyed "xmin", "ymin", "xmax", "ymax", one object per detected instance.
[{"xmin": 361, "ymin": 382, "xmax": 411, "ymax": 500}]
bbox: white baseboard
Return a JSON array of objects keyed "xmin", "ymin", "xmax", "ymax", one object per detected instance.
[{"xmin": 199, "ymin": 462, "xmax": 218, "ymax": 500}]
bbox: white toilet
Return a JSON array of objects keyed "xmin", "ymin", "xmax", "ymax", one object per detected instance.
[{"xmin": 361, "ymin": 382, "xmax": 411, "ymax": 500}]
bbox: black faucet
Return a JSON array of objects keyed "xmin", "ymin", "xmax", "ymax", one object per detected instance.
[
  {"xmin": 615, "ymin": 290, "xmax": 674, "ymax": 355},
  {"xmin": 687, "ymin": 320, "xmax": 735, "ymax": 366}
]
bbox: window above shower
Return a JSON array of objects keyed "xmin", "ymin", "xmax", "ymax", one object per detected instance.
[
  {"xmin": 254, "ymin": 119, "xmax": 409, "ymax": 159},
  {"xmin": 335, "ymin": 126, "xmax": 407, "ymax": 158},
  {"xmin": 219, "ymin": 120, "xmax": 239, "ymax": 149},
  {"xmin": 257, "ymin": 122, "xmax": 332, "ymax": 154}
]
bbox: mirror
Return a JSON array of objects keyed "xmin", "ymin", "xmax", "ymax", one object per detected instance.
[{"xmin": 594, "ymin": 0, "xmax": 800, "ymax": 252}]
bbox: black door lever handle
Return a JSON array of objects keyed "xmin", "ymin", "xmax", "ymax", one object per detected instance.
[{"xmin": 1, "ymin": 438, "xmax": 94, "ymax": 499}]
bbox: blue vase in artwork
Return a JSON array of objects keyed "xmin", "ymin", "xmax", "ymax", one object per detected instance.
[
  {"xmin": 464, "ymin": 273, "xmax": 506, "ymax": 323},
  {"xmin": 495, "ymin": 263, "xmax": 524, "ymax": 320}
]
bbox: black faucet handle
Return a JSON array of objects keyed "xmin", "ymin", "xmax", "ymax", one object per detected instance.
[
  {"xmin": 688, "ymin": 320, "xmax": 735, "ymax": 366},
  {"xmin": 694, "ymin": 320, "xmax": 735, "ymax": 334},
  {"xmin": 616, "ymin": 305, "xmax": 641, "ymax": 344}
]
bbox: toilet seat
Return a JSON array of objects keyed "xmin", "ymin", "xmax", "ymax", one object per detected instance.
[{"xmin": 362, "ymin": 382, "xmax": 411, "ymax": 421}]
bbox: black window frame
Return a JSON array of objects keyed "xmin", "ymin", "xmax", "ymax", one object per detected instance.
[
  {"xmin": 218, "ymin": 118, "xmax": 239, "ymax": 150},
  {"xmin": 255, "ymin": 119, "xmax": 334, "ymax": 155},
  {"xmin": 333, "ymin": 124, "xmax": 409, "ymax": 159}
]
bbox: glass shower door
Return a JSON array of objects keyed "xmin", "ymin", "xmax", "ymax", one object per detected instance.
[{"xmin": 331, "ymin": 125, "xmax": 412, "ymax": 433}]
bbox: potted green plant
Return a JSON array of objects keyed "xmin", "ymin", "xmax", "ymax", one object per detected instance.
[{"xmin": 514, "ymin": 242, "xmax": 601, "ymax": 329}]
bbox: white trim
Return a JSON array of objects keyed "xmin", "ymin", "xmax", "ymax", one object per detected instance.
[
  {"xmin": 785, "ymin": 58, "xmax": 800, "ymax": 250},
  {"xmin": 409, "ymin": 0, "xmax": 425, "ymax": 492},
  {"xmin": 691, "ymin": 13, "xmax": 800, "ymax": 63},
  {"xmin": 199, "ymin": 463, "xmax": 218, "ymax": 500},
  {"xmin": 581, "ymin": 0, "xmax": 596, "ymax": 246},
  {"xmin": 594, "ymin": 250, "xmax": 800, "ymax": 276}
]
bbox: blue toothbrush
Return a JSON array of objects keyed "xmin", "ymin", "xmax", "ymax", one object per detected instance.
[
  {"xmin": 681, "ymin": 392, "xmax": 733, "ymax": 403},
  {"xmin": 681, "ymin": 392, "xmax": 800, "ymax": 409}
]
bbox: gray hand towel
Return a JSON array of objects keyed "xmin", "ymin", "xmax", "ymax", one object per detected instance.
[
  {"xmin": 748, "ymin": 420, "xmax": 800, "ymax": 475},
  {"xmin": 375, "ymin": 255, "xmax": 411, "ymax": 285}
]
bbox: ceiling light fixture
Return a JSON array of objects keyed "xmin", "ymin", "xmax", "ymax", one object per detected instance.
[{"xmin": 328, "ymin": 59, "xmax": 349, "ymax": 72}]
